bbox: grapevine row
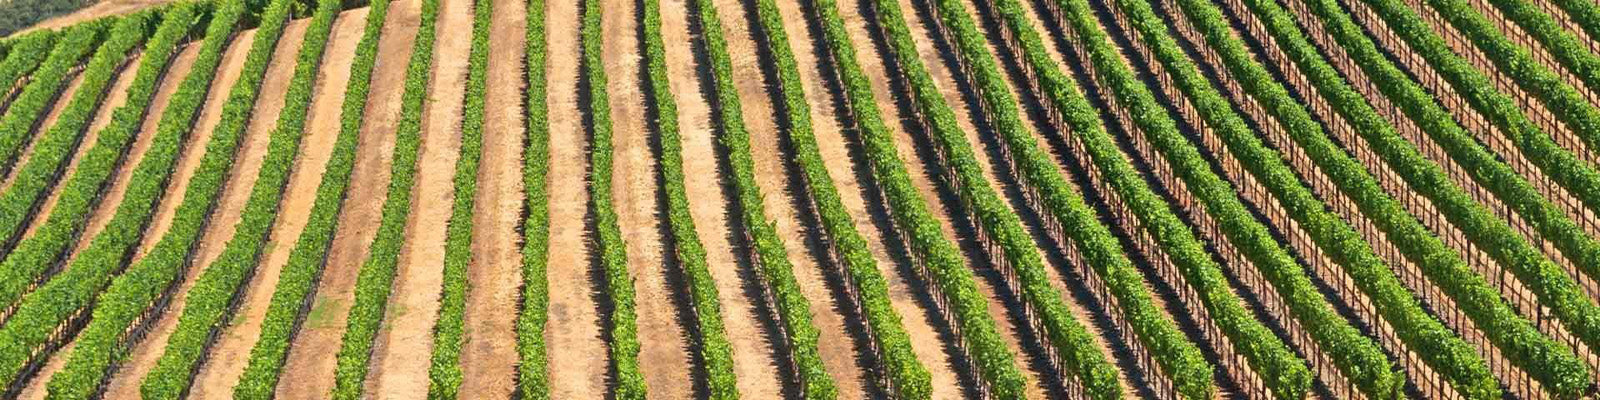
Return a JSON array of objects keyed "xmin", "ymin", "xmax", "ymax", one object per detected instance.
[
  {"xmin": 514, "ymin": 0, "xmax": 551, "ymax": 395},
  {"xmin": 1241, "ymin": 0, "xmax": 1588, "ymax": 395},
  {"xmin": 328, "ymin": 0, "xmax": 438, "ymax": 396},
  {"xmin": 0, "ymin": 4, "xmax": 197, "ymax": 393},
  {"xmin": 880, "ymin": 0, "xmax": 1194, "ymax": 396},
  {"xmin": 690, "ymin": 0, "xmax": 844, "ymax": 397},
  {"xmin": 1416, "ymin": 0, "xmax": 1600, "ymax": 287},
  {"xmin": 1352, "ymin": 0, "xmax": 1600, "ymax": 303},
  {"xmin": 1143, "ymin": 1, "xmax": 1494, "ymax": 397},
  {"xmin": 1079, "ymin": 0, "xmax": 1423, "ymax": 396},
  {"xmin": 1482, "ymin": 0, "xmax": 1600, "ymax": 109},
  {"xmin": 1551, "ymin": 0, "xmax": 1600, "ymax": 58},
  {"xmin": 919, "ymin": 0, "xmax": 1224, "ymax": 397},
  {"xmin": 426, "ymin": 0, "xmax": 492, "ymax": 395},
  {"xmin": 640, "ymin": 0, "xmax": 741, "ymax": 397},
  {"xmin": 810, "ymin": 0, "xmax": 1041, "ymax": 395},
  {"xmin": 0, "ymin": 9, "xmax": 153, "ymax": 320},
  {"xmin": 0, "ymin": 24, "xmax": 103, "ymax": 217},
  {"xmin": 230, "ymin": 0, "xmax": 393, "ymax": 395},
  {"xmin": 1427, "ymin": 0, "xmax": 1600, "ymax": 162},
  {"xmin": 0, "ymin": 32, "xmax": 54, "ymax": 114},
  {"xmin": 1262, "ymin": 0, "xmax": 1600, "ymax": 394},
  {"xmin": 746, "ymin": 0, "xmax": 935, "ymax": 396},
  {"xmin": 1255, "ymin": 0, "xmax": 1600, "ymax": 393},
  {"xmin": 1331, "ymin": 0, "xmax": 1600, "ymax": 377},
  {"xmin": 579, "ymin": 0, "xmax": 646, "ymax": 394},
  {"xmin": 138, "ymin": 0, "xmax": 340, "ymax": 396},
  {"xmin": 31, "ymin": 0, "xmax": 256, "ymax": 396},
  {"xmin": 1034, "ymin": 0, "xmax": 1335, "ymax": 396},
  {"xmin": 1111, "ymin": 0, "xmax": 1518, "ymax": 395},
  {"xmin": 1150, "ymin": 0, "xmax": 1530, "ymax": 396}
]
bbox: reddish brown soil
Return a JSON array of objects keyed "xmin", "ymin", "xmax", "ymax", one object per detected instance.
[
  {"xmin": 275, "ymin": 0, "xmax": 418, "ymax": 396},
  {"xmin": 542, "ymin": 0, "xmax": 609, "ymax": 393},
  {"xmin": 456, "ymin": 0, "xmax": 528, "ymax": 395},
  {"xmin": 604, "ymin": 0, "xmax": 696, "ymax": 395},
  {"xmin": 708, "ymin": 0, "xmax": 875, "ymax": 395},
  {"xmin": 659, "ymin": 0, "xmax": 787, "ymax": 396},
  {"xmin": 185, "ymin": 8, "xmax": 365, "ymax": 398},
  {"xmin": 364, "ymin": 0, "xmax": 470, "ymax": 394},
  {"xmin": 99, "ymin": 19, "xmax": 304, "ymax": 397}
]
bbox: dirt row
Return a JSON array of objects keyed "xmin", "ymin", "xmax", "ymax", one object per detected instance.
[
  {"xmin": 602, "ymin": 0, "xmax": 698, "ymax": 394},
  {"xmin": 366, "ymin": 0, "xmax": 471, "ymax": 394},
  {"xmin": 274, "ymin": 0, "xmax": 417, "ymax": 396},
  {"xmin": 457, "ymin": 0, "xmax": 530, "ymax": 395},
  {"xmin": 541, "ymin": 0, "xmax": 608, "ymax": 391},
  {"xmin": 186, "ymin": 7, "xmax": 366, "ymax": 398},
  {"xmin": 17, "ymin": 62, "xmax": 130, "ymax": 243}
]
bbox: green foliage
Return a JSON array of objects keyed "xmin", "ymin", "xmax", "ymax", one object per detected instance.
[
  {"xmin": 879, "ymin": 0, "xmax": 1184, "ymax": 396},
  {"xmin": 812, "ymin": 0, "xmax": 1040, "ymax": 396},
  {"xmin": 0, "ymin": 0, "xmax": 94, "ymax": 37},
  {"xmin": 1114, "ymin": 0, "xmax": 1510, "ymax": 395},
  {"xmin": 1135, "ymin": 0, "xmax": 1506, "ymax": 396},
  {"xmin": 692, "ymin": 0, "xmax": 839, "ymax": 397},
  {"xmin": 0, "ymin": 3, "xmax": 196, "ymax": 391},
  {"xmin": 0, "ymin": 23, "xmax": 105, "ymax": 207},
  {"xmin": 580, "ymin": 0, "xmax": 645, "ymax": 396},
  {"xmin": 1550, "ymin": 0, "xmax": 1600, "ymax": 59},
  {"xmin": 515, "ymin": 0, "xmax": 552, "ymax": 396},
  {"xmin": 1073, "ymin": 0, "xmax": 1406, "ymax": 396},
  {"xmin": 640, "ymin": 0, "xmax": 741, "ymax": 397},
  {"xmin": 0, "ymin": 10, "xmax": 151, "ymax": 316},
  {"xmin": 1419, "ymin": 0, "xmax": 1600, "ymax": 289},
  {"xmin": 947, "ymin": 0, "xmax": 1224, "ymax": 397},
  {"xmin": 231, "ymin": 0, "xmax": 392, "ymax": 396},
  {"xmin": 136, "ymin": 0, "xmax": 339, "ymax": 396},
  {"xmin": 328, "ymin": 0, "xmax": 437, "ymax": 396},
  {"xmin": 426, "ymin": 0, "xmax": 491, "ymax": 396},
  {"xmin": 749, "ymin": 0, "xmax": 933, "ymax": 397},
  {"xmin": 33, "ymin": 0, "xmax": 258, "ymax": 396},
  {"xmin": 1259, "ymin": 0, "xmax": 1598, "ymax": 395},
  {"xmin": 1044, "ymin": 0, "xmax": 1320, "ymax": 396},
  {"xmin": 0, "ymin": 32, "xmax": 57, "ymax": 109}
]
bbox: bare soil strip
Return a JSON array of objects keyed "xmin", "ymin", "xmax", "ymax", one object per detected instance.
[
  {"xmin": 10, "ymin": 41, "xmax": 204, "ymax": 400},
  {"xmin": 184, "ymin": 9, "xmax": 366, "ymax": 398},
  {"xmin": 364, "ymin": 0, "xmax": 470, "ymax": 395},
  {"xmin": 605, "ymin": 0, "xmax": 696, "ymax": 396},
  {"xmin": 711, "ymin": 0, "xmax": 875, "ymax": 395},
  {"xmin": 660, "ymin": 0, "xmax": 786, "ymax": 396},
  {"xmin": 275, "ymin": 1, "xmax": 418, "ymax": 396},
  {"xmin": 456, "ymin": 0, "xmax": 527, "ymax": 395},
  {"xmin": 0, "ymin": 71, "xmax": 85, "ymax": 194},
  {"xmin": 98, "ymin": 20, "xmax": 304, "ymax": 397},
  {"xmin": 543, "ymin": 0, "xmax": 609, "ymax": 393}
]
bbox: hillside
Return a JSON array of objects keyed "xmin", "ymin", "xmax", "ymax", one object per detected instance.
[{"xmin": 1, "ymin": 0, "xmax": 1599, "ymax": 398}]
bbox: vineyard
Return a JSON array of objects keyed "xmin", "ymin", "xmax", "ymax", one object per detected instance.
[{"xmin": 3, "ymin": 0, "xmax": 1600, "ymax": 396}]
